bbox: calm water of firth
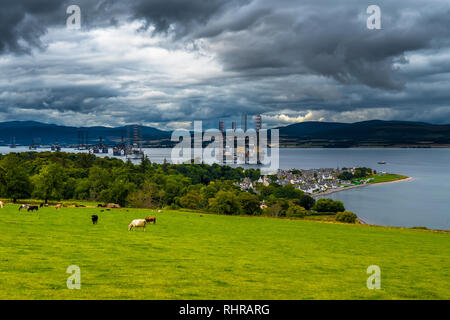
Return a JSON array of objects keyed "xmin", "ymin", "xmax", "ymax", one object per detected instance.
[{"xmin": 1, "ymin": 147, "xmax": 449, "ymax": 230}]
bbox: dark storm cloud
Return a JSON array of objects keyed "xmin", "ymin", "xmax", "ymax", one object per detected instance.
[
  {"xmin": 197, "ymin": 2, "xmax": 450, "ymax": 90},
  {"xmin": 2, "ymin": 0, "xmax": 450, "ymax": 127},
  {"xmin": 0, "ymin": 0, "xmax": 128, "ymax": 54},
  {"xmin": 3, "ymin": 0, "xmax": 449, "ymax": 89},
  {"xmin": 0, "ymin": 0, "xmax": 60, "ymax": 53},
  {"xmin": 132, "ymin": 0, "xmax": 250, "ymax": 36}
]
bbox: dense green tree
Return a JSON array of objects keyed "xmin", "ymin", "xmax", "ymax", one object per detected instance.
[
  {"xmin": 354, "ymin": 167, "xmax": 372, "ymax": 178},
  {"xmin": 0, "ymin": 155, "xmax": 32, "ymax": 202},
  {"xmin": 127, "ymin": 181, "xmax": 165, "ymax": 208},
  {"xmin": 208, "ymin": 190, "xmax": 241, "ymax": 215},
  {"xmin": 273, "ymin": 184, "xmax": 303, "ymax": 200},
  {"xmin": 294, "ymin": 194, "xmax": 315, "ymax": 210},
  {"xmin": 74, "ymin": 178, "xmax": 90, "ymax": 200},
  {"xmin": 31, "ymin": 163, "xmax": 67, "ymax": 203},
  {"xmin": 335, "ymin": 211, "xmax": 357, "ymax": 223},
  {"xmin": 238, "ymin": 192, "xmax": 262, "ymax": 215},
  {"xmin": 286, "ymin": 204, "xmax": 307, "ymax": 218},
  {"xmin": 87, "ymin": 166, "xmax": 112, "ymax": 199},
  {"xmin": 313, "ymin": 198, "xmax": 345, "ymax": 213},
  {"xmin": 180, "ymin": 190, "xmax": 204, "ymax": 209},
  {"xmin": 244, "ymin": 168, "xmax": 261, "ymax": 181},
  {"xmin": 98, "ymin": 179, "xmax": 136, "ymax": 206},
  {"xmin": 139, "ymin": 155, "xmax": 152, "ymax": 173},
  {"xmin": 338, "ymin": 171, "xmax": 354, "ymax": 181}
]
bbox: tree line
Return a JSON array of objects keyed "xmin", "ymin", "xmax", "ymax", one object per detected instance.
[{"xmin": 0, "ymin": 152, "xmax": 355, "ymax": 221}]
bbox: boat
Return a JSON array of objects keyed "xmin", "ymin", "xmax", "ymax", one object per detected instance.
[
  {"xmin": 377, "ymin": 161, "xmax": 387, "ymax": 164},
  {"xmin": 128, "ymin": 148, "xmax": 144, "ymax": 159}
]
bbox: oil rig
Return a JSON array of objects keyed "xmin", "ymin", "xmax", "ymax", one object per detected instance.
[
  {"xmin": 113, "ymin": 136, "xmax": 127, "ymax": 156},
  {"xmin": 29, "ymin": 139, "xmax": 38, "ymax": 150},
  {"xmin": 77, "ymin": 128, "xmax": 89, "ymax": 150},
  {"xmin": 92, "ymin": 137, "xmax": 108, "ymax": 154},
  {"xmin": 51, "ymin": 140, "xmax": 61, "ymax": 151},
  {"xmin": 9, "ymin": 136, "xmax": 16, "ymax": 149},
  {"xmin": 126, "ymin": 124, "xmax": 144, "ymax": 159}
]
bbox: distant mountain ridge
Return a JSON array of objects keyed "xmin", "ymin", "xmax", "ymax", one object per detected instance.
[
  {"xmin": 2, "ymin": 120, "xmax": 450, "ymax": 148},
  {"xmin": 0, "ymin": 121, "xmax": 171, "ymax": 146},
  {"xmin": 275, "ymin": 120, "xmax": 450, "ymax": 147}
]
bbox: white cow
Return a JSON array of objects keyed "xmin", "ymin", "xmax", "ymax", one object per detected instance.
[
  {"xmin": 128, "ymin": 219, "xmax": 147, "ymax": 231},
  {"xmin": 0, "ymin": 201, "xmax": 4, "ymax": 208}
]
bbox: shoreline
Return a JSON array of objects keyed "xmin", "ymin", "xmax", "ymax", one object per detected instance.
[
  {"xmin": 313, "ymin": 176, "xmax": 414, "ymax": 227},
  {"xmin": 311, "ymin": 176, "xmax": 414, "ymax": 198}
]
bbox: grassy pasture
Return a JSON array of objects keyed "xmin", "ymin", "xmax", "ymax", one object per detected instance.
[
  {"xmin": 0, "ymin": 203, "xmax": 448, "ymax": 299},
  {"xmin": 368, "ymin": 174, "xmax": 409, "ymax": 184}
]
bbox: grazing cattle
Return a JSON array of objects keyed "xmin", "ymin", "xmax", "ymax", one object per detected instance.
[
  {"xmin": 157, "ymin": 209, "xmax": 162, "ymax": 213},
  {"xmin": 27, "ymin": 206, "xmax": 39, "ymax": 212},
  {"xmin": 107, "ymin": 203, "xmax": 120, "ymax": 209},
  {"xmin": 91, "ymin": 215, "xmax": 98, "ymax": 224},
  {"xmin": 40, "ymin": 203, "xmax": 44, "ymax": 208},
  {"xmin": 128, "ymin": 219, "xmax": 147, "ymax": 231},
  {"xmin": 97, "ymin": 204, "xmax": 106, "ymax": 208},
  {"xmin": 145, "ymin": 217, "xmax": 156, "ymax": 224},
  {"xmin": 19, "ymin": 204, "xmax": 30, "ymax": 211},
  {"xmin": 55, "ymin": 204, "xmax": 62, "ymax": 210},
  {"xmin": 0, "ymin": 201, "xmax": 4, "ymax": 208}
]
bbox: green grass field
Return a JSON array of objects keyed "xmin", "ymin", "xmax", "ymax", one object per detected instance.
[
  {"xmin": 368, "ymin": 174, "xmax": 409, "ymax": 184},
  {"xmin": 0, "ymin": 203, "xmax": 448, "ymax": 299}
]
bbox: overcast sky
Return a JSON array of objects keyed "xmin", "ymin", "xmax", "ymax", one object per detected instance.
[{"xmin": 1, "ymin": 0, "xmax": 450, "ymax": 130}]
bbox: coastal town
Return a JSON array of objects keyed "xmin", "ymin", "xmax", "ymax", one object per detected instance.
[{"xmin": 237, "ymin": 167, "xmax": 385, "ymax": 196}]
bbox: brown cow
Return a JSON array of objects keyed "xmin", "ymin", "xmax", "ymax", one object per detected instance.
[
  {"xmin": 145, "ymin": 217, "xmax": 156, "ymax": 224},
  {"xmin": 55, "ymin": 204, "xmax": 62, "ymax": 210},
  {"xmin": 0, "ymin": 201, "xmax": 4, "ymax": 208}
]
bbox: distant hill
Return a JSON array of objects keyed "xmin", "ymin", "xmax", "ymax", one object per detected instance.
[
  {"xmin": 0, "ymin": 121, "xmax": 171, "ymax": 146},
  {"xmin": 2, "ymin": 119, "xmax": 450, "ymax": 148},
  {"xmin": 275, "ymin": 120, "xmax": 450, "ymax": 147}
]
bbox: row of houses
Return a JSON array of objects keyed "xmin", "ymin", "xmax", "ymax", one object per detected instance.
[{"xmin": 237, "ymin": 167, "xmax": 377, "ymax": 195}]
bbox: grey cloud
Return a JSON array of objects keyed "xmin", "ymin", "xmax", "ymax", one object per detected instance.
[
  {"xmin": 2, "ymin": 0, "xmax": 450, "ymax": 128},
  {"xmin": 0, "ymin": 0, "xmax": 128, "ymax": 54}
]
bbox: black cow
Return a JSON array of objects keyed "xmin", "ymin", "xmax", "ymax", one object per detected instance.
[
  {"xmin": 27, "ymin": 206, "xmax": 39, "ymax": 212},
  {"xmin": 91, "ymin": 215, "xmax": 98, "ymax": 224}
]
